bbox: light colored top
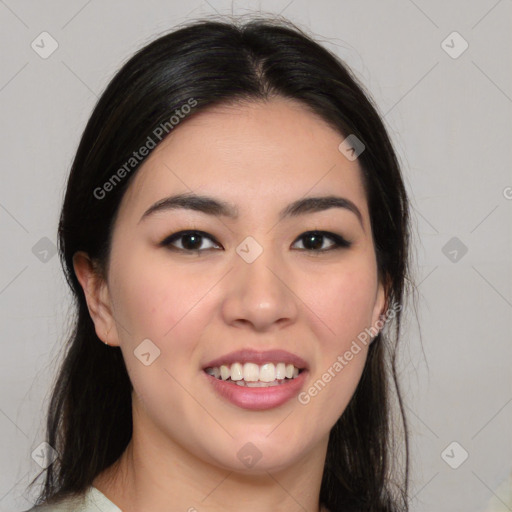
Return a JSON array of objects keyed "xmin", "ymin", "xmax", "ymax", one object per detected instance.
[
  {"xmin": 25, "ymin": 485, "xmax": 332, "ymax": 512},
  {"xmin": 21, "ymin": 474, "xmax": 512, "ymax": 512},
  {"xmin": 25, "ymin": 486, "xmax": 121, "ymax": 512},
  {"xmin": 483, "ymin": 472, "xmax": 512, "ymax": 512}
]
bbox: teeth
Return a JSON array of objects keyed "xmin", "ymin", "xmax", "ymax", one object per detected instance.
[
  {"xmin": 246, "ymin": 380, "xmax": 279, "ymax": 387},
  {"xmin": 220, "ymin": 365, "xmax": 230, "ymax": 380},
  {"xmin": 243, "ymin": 362, "xmax": 259, "ymax": 382},
  {"xmin": 259, "ymin": 363, "xmax": 275, "ymax": 382},
  {"xmin": 205, "ymin": 362, "xmax": 303, "ymax": 382},
  {"xmin": 236, "ymin": 380, "xmax": 281, "ymax": 387},
  {"xmin": 275, "ymin": 362, "xmax": 286, "ymax": 379},
  {"xmin": 230, "ymin": 362, "xmax": 243, "ymax": 381}
]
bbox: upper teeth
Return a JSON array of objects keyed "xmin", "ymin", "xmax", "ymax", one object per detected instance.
[{"xmin": 205, "ymin": 362, "xmax": 300, "ymax": 382}]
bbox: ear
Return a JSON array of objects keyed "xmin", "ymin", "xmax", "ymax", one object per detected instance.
[
  {"xmin": 72, "ymin": 251, "xmax": 119, "ymax": 346},
  {"xmin": 370, "ymin": 274, "xmax": 389, "ymax": 343}
]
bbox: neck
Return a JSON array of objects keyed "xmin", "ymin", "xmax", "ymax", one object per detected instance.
[{"xmin": 93, "ymin": 397, "xmax": 329, "ymax": 512}]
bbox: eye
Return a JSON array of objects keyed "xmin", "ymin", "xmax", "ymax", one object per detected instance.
[
  {"xmin": 291, "ymin": 231, "xmax": 352, "ymax": 252},
  {"xmin": 160, "ymin": 229, "xmax": 351, "ymax": 254},
  {"xmin": 160, "ymin": 230, "xmax": 221, "ymax": 252}
]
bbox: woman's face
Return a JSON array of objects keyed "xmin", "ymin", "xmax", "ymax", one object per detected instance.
[{"xmin": 90, "ymin": 98, "xmax": 385, "ymax": 473}]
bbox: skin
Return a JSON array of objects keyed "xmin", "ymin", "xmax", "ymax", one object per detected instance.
[{"xmin": 74, "ymin": 97, "xmax": 387, "ymax": 512}]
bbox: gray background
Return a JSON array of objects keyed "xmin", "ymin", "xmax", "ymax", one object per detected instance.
[{"xmin": 1, "ymin": 1, "xmax": 511, "ymax": 511}]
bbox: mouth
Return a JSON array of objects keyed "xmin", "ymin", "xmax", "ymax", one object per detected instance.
[
  {"xmin": 202, "ymin": 348, "xmax": 309, "ymax": 388},
  {"xmin": 202, "ymin": 353, "xmax": 309, "ymax": 410},
  {"xmin": 204, "ymin": 362, "xmax": 306, "ymax": 387}
]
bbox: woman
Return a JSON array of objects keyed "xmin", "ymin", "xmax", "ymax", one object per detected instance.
[{"xmin": 25, "ymin": 16, "xmax": 412, "ymax": 512}]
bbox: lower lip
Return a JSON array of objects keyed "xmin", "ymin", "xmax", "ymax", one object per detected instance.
[{"xmin": 203, "ymin": 370, "xmax": 308, "ymax": 411}]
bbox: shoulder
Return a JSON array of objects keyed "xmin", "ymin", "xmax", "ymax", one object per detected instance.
[
  {"xmin": 23, "ymin": 495, "xmax": 86, "ymax": 512},
  {"xmin": 22, "ymin": 486, "xmax": 122, "ymax": 512},
  {"xmin": 483, "ymin": 471, "xmax": 512, "ymax": 512}
]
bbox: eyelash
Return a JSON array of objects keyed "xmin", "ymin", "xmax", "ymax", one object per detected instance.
[{"xmin": 159, "ymin": 230, "xmax": 352, "ymax": 254}]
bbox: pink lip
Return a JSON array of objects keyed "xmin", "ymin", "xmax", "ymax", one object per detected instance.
[
  {"xmin": 202, "ymin": 349, "xmax": 309, "ymax": 370},
  {"xmin": 203, "ymin": 370, "xmax": 309, "ymax": 410}
]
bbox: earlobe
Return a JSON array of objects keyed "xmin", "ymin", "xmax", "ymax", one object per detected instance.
[{"xmin": 72, "ymin": 251, "xmax": 119, "ymax": 346}]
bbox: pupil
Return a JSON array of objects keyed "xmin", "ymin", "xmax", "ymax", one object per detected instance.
[
  {"xmin": 305, "ymin": 232, "xmax": 323, "ymax": 250},
  {"xmin": 183, "ymin": 233, "xmax": 201, "ymax": 250}
]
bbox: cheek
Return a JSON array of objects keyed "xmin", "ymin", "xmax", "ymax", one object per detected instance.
[
  {"xmin": 109, "ymin": 245, "xmax": 220, "ymax": 399},
  {"xmin": 303, "ymin": 258, "xmax": 379, "ymax": 349},
  {"xmin": 110, "ymin": 245, "xmax": 211, "ymax": 341},
  {"xmin": 108, "ymin": 248, "xmax": 212, "ymax": 418},
  {"xmin": 334, "ymin": 271, "xmax": 377, "ymax": 336},
  {"xmin": 295, "ymin": 255, "xmax": 378, "ymax": 417}
]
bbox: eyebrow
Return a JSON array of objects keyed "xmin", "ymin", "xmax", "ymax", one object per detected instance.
[{"xmin": 139, "ymin": 193, "xmax": 364, "ymax": 229}]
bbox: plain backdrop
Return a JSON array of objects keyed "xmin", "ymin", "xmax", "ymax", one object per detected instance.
[{"xmin": 0, "ymin": 1, "xmax": 511, "ymax": 511}]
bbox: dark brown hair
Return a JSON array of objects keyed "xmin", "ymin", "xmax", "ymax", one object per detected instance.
[{"xmin": 27, "ymin": 16, "xmax": 412, "ymax": 512}]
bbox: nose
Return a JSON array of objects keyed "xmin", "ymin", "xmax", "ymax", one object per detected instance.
[{"xmin": 220, "ymin": 244, "xmax": 299, "ymax": 332}]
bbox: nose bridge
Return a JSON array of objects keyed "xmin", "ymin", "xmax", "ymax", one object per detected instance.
[{"xmin": 221, "ymin": 236, "xmax": 298, "ymax": 329}]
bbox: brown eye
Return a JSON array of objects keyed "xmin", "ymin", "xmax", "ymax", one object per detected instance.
[
  {"xmin": 161, "ymin": 230, "xmax": 221, "ymax": 252},
  {"xmin": 292, "ymin": 231, "xmax": 352, "ymax": 252},
  {"xmin": 160, "ymin": 229, "xmax": 351, "ymax": 254}
]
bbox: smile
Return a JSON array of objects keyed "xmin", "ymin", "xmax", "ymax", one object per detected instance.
[
  {"xmin": 203, "ymin": 365, "xmax": 308, "ymax": 410},
  {"xmin": 204, "ymin": 362, "xmax": 303, "ymax": 386}
]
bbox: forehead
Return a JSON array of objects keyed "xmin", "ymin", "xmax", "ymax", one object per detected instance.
[{"xmin": 117, "ymin": 98, "xmax": 369, "ymax": 223}]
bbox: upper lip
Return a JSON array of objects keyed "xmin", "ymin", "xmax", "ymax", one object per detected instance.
[{"xmin": 203, "ymin": 349, "xmax": 309, "ymax": 371}]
